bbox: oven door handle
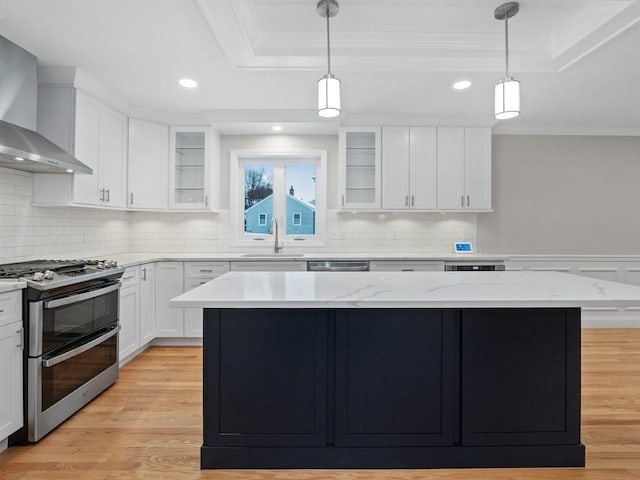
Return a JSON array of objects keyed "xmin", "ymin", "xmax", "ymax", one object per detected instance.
[
  {"xmin": 42, "ymin": 325, "xmax": 121, "ymax": 368},
  {"xmin": 43, "ymin": 283, "xmax": 121, "ymax": 309}
]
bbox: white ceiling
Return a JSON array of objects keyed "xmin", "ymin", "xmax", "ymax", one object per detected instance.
[{"xmin": 0, "ymin": 0, "xmax": 639, "ymax": 134}]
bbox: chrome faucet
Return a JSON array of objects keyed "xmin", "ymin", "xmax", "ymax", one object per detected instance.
[{"xmin": 269, "ymin": 217, "xmax": 283, "ymax": 254}]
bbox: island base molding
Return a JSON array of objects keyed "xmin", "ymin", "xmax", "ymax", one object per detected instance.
[{"xmin": 201, "ymin": 444, "xmax": 586, "ymax": 469}]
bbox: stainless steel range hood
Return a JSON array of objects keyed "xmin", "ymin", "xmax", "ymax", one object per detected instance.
[
  {"xmin": 0, "ymin": 35, "xmax": 92, "ymax": 174},
  {"xmin": 0, "ymin": 119, "xmax": 92, "ymax": 173}
]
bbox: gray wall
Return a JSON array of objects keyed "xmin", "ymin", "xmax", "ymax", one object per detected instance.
[{"xmin": 478, "ymin": 135, "xmax": 640, "ymax": 254}]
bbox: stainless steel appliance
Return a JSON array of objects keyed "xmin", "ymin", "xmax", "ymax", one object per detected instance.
[
  {"xmin": 1, "ymin": 259, "xmax": 123, "ymax": 442},
  {"xmin": 307, "ymin": 260, "xmax": 370, "ymax": 271},
  {"xmin": 444, "ymin": 262, "xmax": 505, "ymax": 271}
]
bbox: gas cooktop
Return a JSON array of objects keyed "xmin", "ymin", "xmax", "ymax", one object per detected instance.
[{"xmin": 0, "ymin": 259, "xmax": 123, "ymax": 290}]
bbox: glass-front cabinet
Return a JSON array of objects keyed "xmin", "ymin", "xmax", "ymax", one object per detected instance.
[
  {"xmin": 338, "ymin": 127, "xmax": 381, "ymax": 209},
  {"xmin": 169, "ymin": 126, "xmax": 212, "ymax": 210}
]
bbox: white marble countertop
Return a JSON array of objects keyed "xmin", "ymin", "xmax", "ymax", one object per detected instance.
[
  {"xmin": 170, "ymin": 271, "xmax": 640, "ymax": 309},
  {"xmin": 0, "ymin": 280, "xmax": 26, "ymax": 294}
]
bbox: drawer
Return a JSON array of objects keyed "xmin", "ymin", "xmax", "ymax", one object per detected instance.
[
  {"xmin": 185, "ymin": 278, "xmax": 211, "ymax": 291},
  {"xmin": 370, "ymin": 261, "xmax": 445, "ymax": 272},
  {"xmin": 184, "ymin": 262, "xmax": 230, "ymax": 279},
  {"xmin": 119, "ymin": 266, "xmax": 140, "ymax": 288},
  {"xmin": 0, "ymin": 290, "xmax": 22, "ymax": 327}
]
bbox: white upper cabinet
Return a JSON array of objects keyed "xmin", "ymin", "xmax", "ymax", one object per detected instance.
[
  {"xmin": 128, "ymin": 119, "xmax": 169, "ymax": 210},
  {"xmin": 436, "ymin": 127, "xmax": 492, "ymax": 211},
  {"xmin": 381, "ymin": 127, "xmax": 437, "ymax": 210},
  {"xmin": 338, "ymin": 127, "xmax": 381, "ymax": 209},
  {"xmin": 169, "ymin": 126, "xmax": 215, "ymax": 210},
  {"xmin": 34, "ymin": 88, "xmax": 128, "ymax": 208}
]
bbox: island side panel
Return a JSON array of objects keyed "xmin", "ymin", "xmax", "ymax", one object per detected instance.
[
  {"xmin": 202, "ymin": 308, "xmax": 328, "ymax": 448},
  {"xmin": 460, "ymin": 308, "xmax": 581, "ymax": 448},
  {"xmin": 335, "ymin": 309, "xmax": 459, "ymax": 447}
]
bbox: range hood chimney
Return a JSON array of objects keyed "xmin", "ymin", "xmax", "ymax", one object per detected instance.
[{"xmin": 0, "ymin": 35, "xmax": 92, "ymax": 174}]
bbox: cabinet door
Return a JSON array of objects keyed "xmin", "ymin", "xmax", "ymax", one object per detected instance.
[
  {"xmin": 72, "ymin": 90, "xmax": 101, "ymax": 205},
  {"xmin": 381, "ymin": 127, "xmax": 410, "ymax": 209},
  {"xmin": 409, "ymin": 127, "xmax": 437, "ymax": 209},
  {"xmin": 335, "ymin": 309, "xmax": 457, "ymax": 447},
  {"xmin": 461, "ymin": 309, "xmax": 580, "ymax": 446},
  {"xmin": 118, "ymin": 285, "xmax": 139, "ymax": 360},
  {"xmin": 99, "ymin": 105, "xmax": 128, "ymax": 208},
  {"xmin": 464, "ymin": 127, "xmax": 492, "ymax": 210},
  {"xmin": 436, "ymin": 127, "xmax": 465, "ymax": 210},
  {"xmin": 155, "ymin": 262, "xmax": 184, "ymax": 337},
  {"xmin": 203, "ymin": 309, "xmax": 328, "ymax": 447},
  {"xmin": 139, "ymin": 263, "xmax": 156, "ymax": 346},
  {"xmin": 0, "ymin": 321, "xmax": 23, "ymax": 439},
  {"xmin": 169, "ymin": 127, "xmax": 210, "ymax": 210},
  {"xmin": 339, "ymin": 127, "xmax": 381, "ymax": 209},
  {"xmin": 184, "ymin": 278, "xmax": 207, "ymax": 337},
  {"xmin": 128, "ymin": 119, "xmax": 169, "ymax": 209}
]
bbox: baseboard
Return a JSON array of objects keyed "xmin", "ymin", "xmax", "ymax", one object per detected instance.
[{"xmin": 150, "ymin": 337, "xmax": 203, "ymax": 346}]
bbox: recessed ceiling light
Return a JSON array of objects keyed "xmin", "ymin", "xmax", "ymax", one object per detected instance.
[
  {"xmin": 179, "ymin": 78, "xmax": 198, "ymax": 88},
  {"xmin": 453, "ymin": 80, "xmax": 472, "ymax": 90},
  {"xmin": 272, "ymin": 125, "xmax": 282, "ymax": 132},
  {"xmin": 66, "ymin": 169, "xmax": 74, "ymax": 173},
  {"xmin": 14, "ymin": 156, "xmax": 24, "ymax": 161}
]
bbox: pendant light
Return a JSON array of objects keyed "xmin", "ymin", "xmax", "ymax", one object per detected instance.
[
  {"xmin": 494, "ymin": 2, "xmax": 520, "ymax": 120},
  {"xmin": 317, "ymin": 0, "xmax": 341, "ymax": 118}
]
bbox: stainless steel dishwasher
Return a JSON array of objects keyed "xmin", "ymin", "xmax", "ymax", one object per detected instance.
[{"xmin": 307, "ymin": 260, "xmax": 370, "ymax": 272}]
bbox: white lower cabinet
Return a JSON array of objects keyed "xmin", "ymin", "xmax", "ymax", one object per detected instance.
[
  {"xmin": 0, "ymin": 291, "xmax": 23, "ymax": 445},
  {"xmin": 139, "ymin": 263, "xmax": 156, "ymax": 345},
  {"xmin": 370, "ymin": 260, "xmax": 444, "ymax": 271},
  {"xmin": 155, "ymin": 262, "xmax": 185, "ymax": 337},
  {"xmin": 183, "ymin": 262, "xmax": 230, "ymax": 337},
  {"xmin": 229, "ymin": 261, "xmax": 307, "ymax": 272},
  {"xmin": 118, "ymin": 267, "xmax": 140, "ymax": 361}
]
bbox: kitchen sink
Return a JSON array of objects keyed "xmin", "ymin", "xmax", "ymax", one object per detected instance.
[{"xmin": 241, "ymin": 253, "xmax": 305, "ymax": 258}]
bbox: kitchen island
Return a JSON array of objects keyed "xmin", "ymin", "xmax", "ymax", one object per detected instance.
[{"xmin": 171, "ymin": 271, "xmax": 640, "ymax": 469}]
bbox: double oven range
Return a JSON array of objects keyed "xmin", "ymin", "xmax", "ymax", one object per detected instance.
[{"xmin": 1, "ymin": 259, "xmax": 123, "ymax": 442}]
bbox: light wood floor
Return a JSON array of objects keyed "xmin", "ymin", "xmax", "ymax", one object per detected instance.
[{"xmin": 1, "ymin": 329, "xmax": 639, "ymax": 480}]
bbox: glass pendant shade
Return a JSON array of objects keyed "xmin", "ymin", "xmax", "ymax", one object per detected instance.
[
  {"xmin": 318, "ymin": 74, "xmax": 341, "ymax": 118},
  {"xmin": 494, "ymin": 77, "xmax": 520, "ymax": 120}
]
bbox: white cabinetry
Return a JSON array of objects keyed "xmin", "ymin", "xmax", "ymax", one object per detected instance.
[
  {"xmin": 183, "ymin": 262, "xmax": 229, "ymax": 337},
  {"xmin": 381, "ymin": 127, "xmax": 437, "ymax": 210},
  {"xmin": 118, "ymin": 267, "xmax": 140, "ymax": 362},
  {"xmin": 128, "ymin": 119, "xmax": 169, "ymax": 210},
  {"xmin": 169, "ymin": 127, "xmax": 215, "ymax": 210},
  {"xmin": 35, "ymin": 88, "xmax": 127, "ymax": 208},
  {"xmin": 0, "ymin": 291, "xmax": 23, "ymax": 445},
  {"xmin": 436, "ymin": 127, "xmax": 492, "ymax": 210},
  {"xmin": 139, "ymin": 263, "xmax": 156, "ymax": 345},
  {"xmin": 230, "ymin": 261, "xmax": 307, "ymax": 272},
  {"xmin": 338, "ymin": 127, "xmax": 381, "ymax": 209},
  {"xmin": 370, "ymin": 260, "xmax": 444, "ymax": 271},
  {"xmin": 155, "ymin": 262, "xmax": 184, "ymax": 337}
]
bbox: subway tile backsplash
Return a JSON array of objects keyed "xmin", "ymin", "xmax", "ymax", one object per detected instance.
[{"xmin": 1, "ymin": 167, "xmax": 477, "ymax": 262}]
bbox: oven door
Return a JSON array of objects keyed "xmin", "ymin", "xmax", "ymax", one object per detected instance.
[
  {"xmin": 29, "ymin": 282, "xmax": 120, "ymax": 356},
  {"xmin": 27, "ymin": 323, "xmax": 120, "ymax": 442}
]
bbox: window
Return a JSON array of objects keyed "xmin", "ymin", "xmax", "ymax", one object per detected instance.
[{"xmin": 231, "ymin": 150, "xmax": 326, "ymax": 246}]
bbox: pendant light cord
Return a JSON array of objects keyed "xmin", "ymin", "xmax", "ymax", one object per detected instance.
[
  {"xmin": 504, "ymin": 16, "xmax": 510, "ymax": 78},
  {"xmin": 326, "ymin": 6, "xmax": 332, "ymax": 75}
]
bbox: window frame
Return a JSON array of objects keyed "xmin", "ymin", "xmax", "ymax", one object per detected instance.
[
  {"xmin": 230, "ymin": 149, "xmax": 327, "ymax": 247},
  {"xmin": 291, "ymin": 212, "xmax": 302, "ymax": 226},
  {"xmin": 258, "ymin": 213, "xmax": 267, "ymax": 226}
]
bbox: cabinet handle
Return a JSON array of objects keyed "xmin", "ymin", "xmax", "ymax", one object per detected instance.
[
  {"xmin": 461, "ymin": 195, "xmax": 464, "ymax": 207},
  {"xmin": 341, "ymin": 195, "xmax": 344, "ymax": 207},
  {"xmin": 405, "ymin": 195, "xmax": 409, "ymax": 207},
  {"xmin": 0, "ymin": 309, "xmax": 4, "ymax": 313},
  {"xmin": 122, "ymin": 275, "xmax": 135, "ymax": 281},
  {"xmin": 205, "ymin": 195, "xmax": 208, "ymax": 207},
  {"xmin": 130, "ymin": 192, "xmax": 134, "ymax": 205},
  {"xmin": 106, "ymin": 189, "xmax": 110, "ymax": 203},
  {"xmin": 199, "ymin": 269, "xmax": 213, "ymax": 273},
  {"xmin": 141, "ymin": 267, "xmax": 146, "ymax": 281},
  {"xmin": 466, "ymin": 195, "xmax": 470, "ymax": 207},
  {"xmin": 17, "ymin": 328, "xmax": 24, "ymax": 350},
  {"xmin": 199, "ymin": 281, "xmax": 207, "ymax": 285},
  {"xmin": 99, "ymin": 189, "xmax": 105, "ymax": 202},
  {"xmin": 411, "ymin": 195, "xmax": 414, "ymax": 207}
]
